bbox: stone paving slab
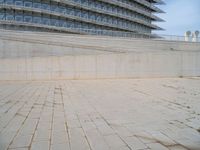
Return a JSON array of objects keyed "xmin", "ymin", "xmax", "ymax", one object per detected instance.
[{"xmin": 0, "ymin": 78, "xmax": 200, "ymax": 150}]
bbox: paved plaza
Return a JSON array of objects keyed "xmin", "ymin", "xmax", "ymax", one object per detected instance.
[{"xmin": 0, "ymin": 78, "xmax": 200, "ymax": 150}]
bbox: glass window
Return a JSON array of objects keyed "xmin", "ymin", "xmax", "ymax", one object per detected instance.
[
  {"xmin": 24, "ymin": 0, "xmax": 32, "ymax": 7},
  {"xmin": 66, "ymin": 20, "xmax": 74, "ymax": 28},
  {"xmin": 42, "ymin": 14, "xmax": 50, "ymax": 25},
  {"xmin": 32, "ymin": 13, "xmax": 41, "ymax": 24},
  {"xmin": 15, "ymin": 0, "xmax": 23, "ymax": 6},
  {"xmin": 50, "ymin": 16, "xmax": 59, "ymax": 26},
  {"xmin": 24, "ymin": 12, "xmax": 32, "ymax": 22},
  {"xmin": 15, "ymin": 11, "xmax": 23, "ymax": 22},
  {"xmin": 76, "ymin": 9, "xmax": 82, "ymax": 17},
  {"xmin": 81, "ymin": 10, "xmax": 88, "ymax": 19},
  {"xmin": 5, "ymin": 0, "xmax": 13, "ymax": 5},
  {"xmin": 96, "ymin": 15, "xmax": 101, "ymax": 22},
  {"xmin": 6, "ymin": 10, "xmax": 14, "ymax": 20},
  {"xmin": 33, "ymin": 0, "xmax": 41, "ymax": 9},
  {"xmin": 41, "ymin": 2, "xmax": 49, "ymax": 10},
  {"xmin": 63, "ymin": 21, "xmax": 67, "ymax": 27},
  {"xmin": 55, "ymin": 19, "xmax": 59, "ymax": 26},
  {"xmin": 0, "ymin": 9, "xmax": 5, "ymax": 20},
  {"xmin": 66, "ymin": 7, "xmax": 74, "ymax": 15},
  {"xmin": 0, "ymin": 0, "xmax": 4, "ymax": 4},
  {"xmin": 59, "ymin": 19, "xmax": 65, "ymax": 27},
  {"xmin": 50, "ymin": 2, "xmax": 57, "ymax": 11},
  {"xmin": 59, "ymin": 4, "xmax": 66, "ymax": 14}
]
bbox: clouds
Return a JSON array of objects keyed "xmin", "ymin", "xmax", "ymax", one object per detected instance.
[{"xmin": 155, "ymin": 0, "xmax": 200, "ymax": 35}]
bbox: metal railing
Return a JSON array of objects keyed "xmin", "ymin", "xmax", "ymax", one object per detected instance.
[{"xmin": 153, "ymin": 34, "xmax": 200, "ymax": 43}]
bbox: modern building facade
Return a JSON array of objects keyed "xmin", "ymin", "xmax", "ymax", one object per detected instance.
[{"xmin": 0, "ymin": 0, "xmax": 164, "ymax": 37}]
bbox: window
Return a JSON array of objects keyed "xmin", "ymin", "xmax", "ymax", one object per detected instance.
[
  {"xmin": 33, "ymin": 13, "xmax": 41, "ymax": 24},
  {"xmin": 24, "ymin": 12, "xmax": 32, "ymax": 22},
  {"xmin": 0, "ymin": 0, "xmax": 4, "ymax": 4},
  {"xmin": 41, "ymin": 3, "xmax": 49, "ymax": 10},
  {"xmin": 33, "ymin": 0, "xmax": 41, "ymax": 9},
  {"xmin": 0, "ymin": 9, "xmax": 5, "ymax": 20},
  {"xmin": 15, "ymin": 0, "xmax": 23, "ymax": 6},
  {"xmin": 6, "ymin": 10, "xmax": 14, "ymax": 20},
  {"xmin": 5, "ymin": 0, "xmax": 13, "ymax": 5},
  {"xmin": 15, "ymin": 11, "xmax": 23, "ymax": 21},
  {"xmin": 24, "ymin": 0, "xmax": 32, "ymax": 7},
  {"xmin": 42, "ymin": 14, "xmax": 50, "ymax": 25}
]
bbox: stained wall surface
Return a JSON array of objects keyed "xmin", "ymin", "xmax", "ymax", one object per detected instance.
[{"xmin": 0, "ymin": 30, "xmax": 200, "ymax": 80}]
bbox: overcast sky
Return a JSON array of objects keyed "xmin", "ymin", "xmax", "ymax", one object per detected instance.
[{"xmin": 154, "ymin": 0, "xmax": 200, "ymax": 36}]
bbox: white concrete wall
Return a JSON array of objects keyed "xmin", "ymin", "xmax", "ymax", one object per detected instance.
[
  {"xmin": 0, "ymin": 30, "xmax": 200, "ymax": 80},
  {"xmin": 1, "ymin": 30, "xmax": 200, "ymax": 58},
  {"xmin": 0, "ymin": 51, "xmax": 200, "ymax": 80}
]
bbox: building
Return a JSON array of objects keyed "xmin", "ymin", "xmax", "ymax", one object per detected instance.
[{"xmin": 0, "ymin": 0, "xmax": 164, "ymax": 37}]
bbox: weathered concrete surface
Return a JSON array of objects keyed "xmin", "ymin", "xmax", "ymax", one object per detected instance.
[
  {"xmin": 1, "ymin": 30, "xmax": 200, "ymax": 58},
  {"xmin": 0, "ymin": 78, "xmax": 200, "ymax": 150},
  {"xmin": 0, "ymin": 52, "xmax": 200, "ymax": 80},
  {"xmin": 0, "ymin": 30, "xmax": 200, "ymax": 80}
]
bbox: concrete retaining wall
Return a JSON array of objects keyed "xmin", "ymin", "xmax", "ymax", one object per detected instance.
[
  {"xmin": 0, "ymin": 51, "xmax": 200, "ymax": 80},
  {"xmin": 0, "ymin": 30, "xmax": 200, "ymax": 80}
]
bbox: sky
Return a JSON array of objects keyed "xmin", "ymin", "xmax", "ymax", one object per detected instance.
[{"xmin": 154, "ymin": 0, "xmax": 200, "ymax": 36}]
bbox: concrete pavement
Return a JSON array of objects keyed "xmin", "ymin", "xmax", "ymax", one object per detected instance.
[{"xmin": 0, "ymin": 78, "xmax": 200, "ymax": 150}]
